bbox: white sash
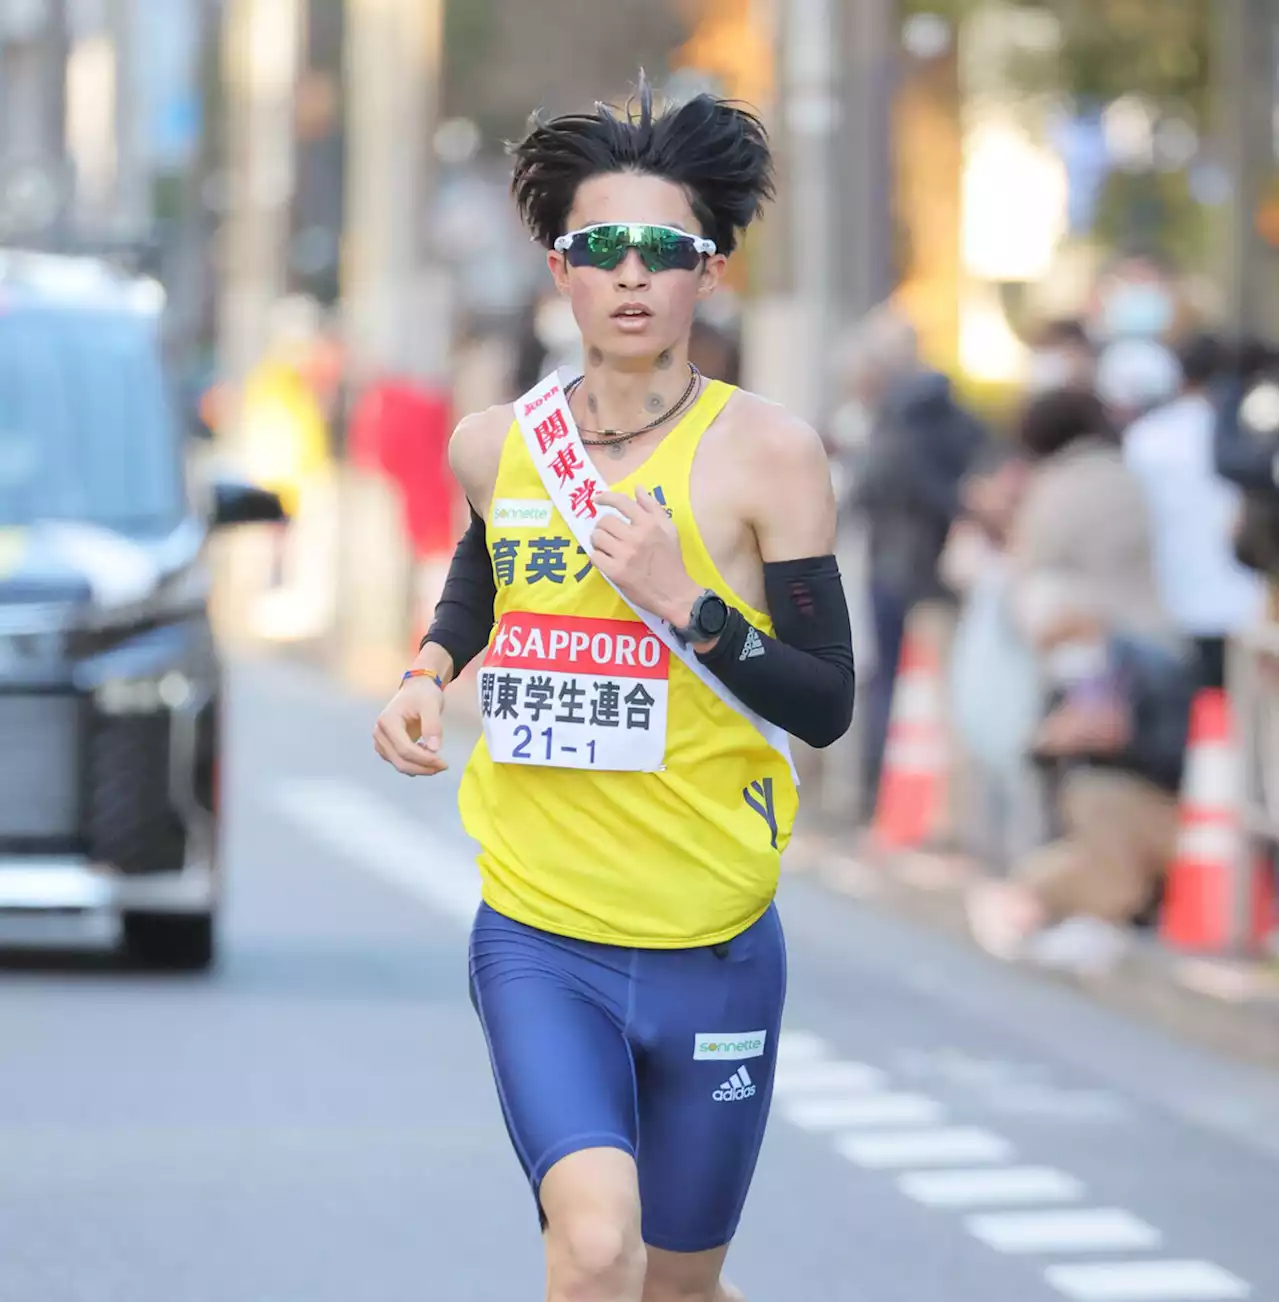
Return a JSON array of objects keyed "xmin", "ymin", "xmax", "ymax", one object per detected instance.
[{"xmin": 512, "ymin": 372, "xmax": 797, "ymax": 781}]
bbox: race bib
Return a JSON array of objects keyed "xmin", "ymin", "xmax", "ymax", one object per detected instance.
[{"xmin": 479, "ymin": 611, "xmax": 669, "ymax": 771}]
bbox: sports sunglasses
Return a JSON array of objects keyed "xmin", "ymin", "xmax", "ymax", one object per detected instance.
[{"xmin": 553, "ymin": 223, "xmax": 717, "ymax": 273}]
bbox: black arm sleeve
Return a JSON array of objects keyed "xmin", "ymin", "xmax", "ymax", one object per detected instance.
[
  {"xmin": 419, "ymin": 506, "xmax": 497, "ymax": 674},
  {"xmin": 695, "ymin": 555, "xmax": 855, "ymax": 749}
]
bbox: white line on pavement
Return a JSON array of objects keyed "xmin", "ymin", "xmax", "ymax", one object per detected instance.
[
  {"xmin": 272, "ymin": 777, "xmax": 481, "ymax": 924},
  {"xmin": 835, "ymin": 1127, "xmax": 1015, "ymax": 1169},
  {"xmin": 775, "ymin": 1029, "xmax": 831, "ymax": 1063},
  {"xmin": 966, "ymin": 1208, "xmax": 1161, "ymax": 1254},
  {"xmin": 1043, "ymin": 1260, "xmax": 1251, "ymax": 1300},
  {"xmin": 898, "ymin": 1166, "xmax": 1086, "ymax": 1209},
  {"xmin": 773, "ymin": 1060, "xmax": 888, "ymax": 1094},
  {"xmin": 783, "ymin": 1092, "xmax": 945, "ymax": 1131}
]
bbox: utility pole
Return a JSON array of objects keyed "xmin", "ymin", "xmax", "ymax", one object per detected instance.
[
  {"xmin": 781, "ymin": 0, "xmax": 838, "ymax": 428},
  {"xmin": 211, "ymin": 0, "xmax": 303, "ymax": 646},
  {"xmin": 217, "ymin": 0, "xmax": 304, "ymax": 394},
  {"xmin": 335, "ymin": 0, "xmax": 446, "ymax": 689},
  {"xmin": 342, "ymin": 0, "xmax": 445, "ymax": 389},
  {"xmin": 1217, "ymin": 0, "xmax": 1278, "ymax": 343},
  {"xmin": 0, "ymin": 0, "xmax": 71, "ymax": 245},
  {"xmin": 835, "ymin": 0, "xmax": 896, "ymax": 322}
]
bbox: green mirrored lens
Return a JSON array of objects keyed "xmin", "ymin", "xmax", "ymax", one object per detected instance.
[
  {"xmin": 571, "ymin": 225, "xmax": 700, "ymax": 272},
  {"xmin": 582, "ymin": 226, "xmax": 629, "ymax": 269},
  {"xmin": 639, "ymin": 227, "xmax": 698, "ymax": 272}
]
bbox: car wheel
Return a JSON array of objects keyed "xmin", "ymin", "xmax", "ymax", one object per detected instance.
[{"xmin": 122, "ymin": 911, "xmax": 216, "ymax": 971}]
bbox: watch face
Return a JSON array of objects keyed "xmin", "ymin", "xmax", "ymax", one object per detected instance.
[{"xmin": 698, "ymin": 593, "xmax": 728, "ymax": 636}]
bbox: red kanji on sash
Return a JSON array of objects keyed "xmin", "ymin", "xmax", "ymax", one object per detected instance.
[
  {"xmin": 570, "ymin": 479, "xmax": 599, "ymax": 519},
  {"xmin": 550, "ymin": 445, "xmax": 584, "ymax": 485},
  {"xmin": 534, "ymin": 410, "xmax": 570, "ymax": 453}
]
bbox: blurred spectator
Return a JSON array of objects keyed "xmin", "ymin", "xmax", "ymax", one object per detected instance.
[
  {"xmin": 1008, "ymin": 388, "xmax": 1171, "ymax": 648},
  {"xmin": 1025, "ymin": 318, "xmax": 1096, "ymax": 395},
  {"xmin": 965, "ymin": 389, "xmax": 1193, "ymax": 970},
  {"xmin": 1124, "ymin": 333, "xmax": 1265, "ymax": 688},
  {"xmin": 845, "ymin": 305, "xmax": 987, "ymax": 812},
  {"xmin": 940, "ymin": 445, "xmax": 1043, "ymax": 870},
  {"xmin": 1095, "ymin": 336, "xmax": 1181, "ymax": 430},
  {"xmin": 1213, "ymin": 339, "xmax": 1279, "ymax": 602},
  {"xmin": 1090, "ymin": 252, "xmax": 1180, "ymax": 345},
  {"xmin": 688, "ymin": 316, "xmax": 740, "ymax": 385},
  {"xmin": 512, "ymin": 287, "xmax": 584, "ymax": 392}
]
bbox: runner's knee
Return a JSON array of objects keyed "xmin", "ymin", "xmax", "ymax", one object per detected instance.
[
  {"xmin": 548, "ymin": 1212, "xmax": 646, "ymax": 1299},
  {"xmin": 542, "ymin": 1149, "xmax": 646, "ymax": 1300}
]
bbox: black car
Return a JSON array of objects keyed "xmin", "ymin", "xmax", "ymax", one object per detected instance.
[{"xmin": 0, "ymin": 249, "xmax": 284, "ymax": 969}]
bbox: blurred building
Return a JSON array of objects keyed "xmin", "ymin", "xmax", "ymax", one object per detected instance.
[{"xmin": 0, "ymin": 0, "xmax": 206, "ymax": 247}]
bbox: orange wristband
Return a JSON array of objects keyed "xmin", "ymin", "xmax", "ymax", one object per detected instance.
[{"xmin": 401, "ymin": 669, "xmax": 444, "ymax": 691}]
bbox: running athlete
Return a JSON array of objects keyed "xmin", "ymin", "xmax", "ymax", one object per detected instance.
[{"xmin": 373, "ymin": 75, "xmax": 855, "ymax": 1302}]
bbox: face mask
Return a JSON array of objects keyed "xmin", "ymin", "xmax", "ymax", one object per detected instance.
[
  {"xmin": 534, "ymin": 297, "xmax": 578, "ymax": 351},
  {"xmin": 1045, "ymin": 639, "xmax": 1110, "ymax": 685},
  {"xmin": 1102, "ymin": 284, "xmax": 1174, "ymax": 340},
  {"xmin": 1026, "ymin": 350, "xmax": 1078, "ymax": 393}
]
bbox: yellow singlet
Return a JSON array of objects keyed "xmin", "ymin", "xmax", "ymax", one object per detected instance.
[{"xmin": 458, "ymin": 380, "xmax": 798, "ymax": 948}]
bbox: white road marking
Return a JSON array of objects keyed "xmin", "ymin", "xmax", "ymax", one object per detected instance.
[
  {"xmin": 783, "ymin": 1092, "xmax": 945, "ymax": 1130},
  {"xmin": 1044, "ymin": 1260, "xmax": 1251, "ymax": 1300},
  {"xmin": 898, "ymin": 1166, "xmax": 1086, "ymax": 1208},
  {"xmin": 272, "ymin": 778, "xmax": 481, "ymax": 924},
  {"xmin": 774, "ymin": 1060, "xmax": 888, "ymax": 1094},
  {"xmin": 967, "ymin": 1208, "xmax": 1161, "ymax": 1254},
  {"xmin": 776, "ymin": 1029, "xmax": 830, "ymax": 1063},
  {"xmin": 835, "ymin": 1127, "xmax": 1014, "ymax": 1169}
]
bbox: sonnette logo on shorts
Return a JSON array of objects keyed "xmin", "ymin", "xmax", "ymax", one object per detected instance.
[
  {"xmin": 693, "ymin": 1031, "xmax": 768, "ymax": 1062},
  {"xmin": 713, "ymin": 1065, "xmax": 757, "ymax": 1102},
  {"xmin": 487, "ymin": 612, "xmax": 668, "ymax": 678},
  {"xmin": 491, "ymin": 498, "xmax": 553, "ymax": 528}
]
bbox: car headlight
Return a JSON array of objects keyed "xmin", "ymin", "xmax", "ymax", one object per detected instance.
[{"xmin": 94, "ymin": 670, "xmax": 193, "ymax": 715}]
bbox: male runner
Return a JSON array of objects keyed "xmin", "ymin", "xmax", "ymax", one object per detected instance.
[{"xmin": 374, "ymin": 75, "xmax": 854, "ymax": 1302}]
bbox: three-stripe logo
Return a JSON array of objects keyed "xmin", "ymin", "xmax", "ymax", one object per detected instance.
[{"xmin": 712, "ymin": 1064, "xmax": 757, "ymax": 1102}]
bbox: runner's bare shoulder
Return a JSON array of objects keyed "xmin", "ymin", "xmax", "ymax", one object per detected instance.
[
  {"xmin": 706, "ymin": 389, "xmax": 831, "ymax": 511},
  {"xmin": 449, "ymin": 404, "xmax": 513, "ymax": 516}
]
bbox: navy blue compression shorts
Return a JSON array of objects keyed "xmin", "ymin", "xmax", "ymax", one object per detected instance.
[{"xmin": 468, "ymin": 901, "xmax": 787, "ymax": 1253}]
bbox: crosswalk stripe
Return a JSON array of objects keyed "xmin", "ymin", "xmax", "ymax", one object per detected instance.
[
  {"xmin": 898, "ymin": 1166, "xmax": 1086, "ymax": 1208},
  {"xmin": 967, "ymin": 1208, "xmax": 1161, "ymax": 1254},
  {"xmin": 784, "ymin": 1092, "xmax": 944, "ymax": 1131},
  {"xmin": 774, "ymin": 1060, "xmax": 888, "ymax": 1094},
  {"xmin": 776, "ymin": 1030, "xmax": 830, "ymax": 1063},
  {"xmin": 1043, "ymin": 1260, "xmax": 1251, "ymax": 1300},
  {"xmin": 835, "ymin": 1127, "xmax": 1014, "ymax": 1169}
]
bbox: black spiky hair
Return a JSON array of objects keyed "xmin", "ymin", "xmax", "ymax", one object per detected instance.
[{"xmin": 508, "ymin": 71, "xmax": 775, "ymax": 256}]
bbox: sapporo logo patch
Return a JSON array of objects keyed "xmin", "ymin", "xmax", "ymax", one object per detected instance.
[{"xmin": 693, "ymin": 1031, "xmax": 768, "ymax": 1061}]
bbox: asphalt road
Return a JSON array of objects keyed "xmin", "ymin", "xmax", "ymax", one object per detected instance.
[{"xmin": 1, "ymin": 656, "xmax": 1275, "ymax": 1302}]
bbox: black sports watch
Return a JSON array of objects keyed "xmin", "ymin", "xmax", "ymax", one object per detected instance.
[{"xmin": 671, "ymin": 589, "xmax": 729, "ymax": 645}]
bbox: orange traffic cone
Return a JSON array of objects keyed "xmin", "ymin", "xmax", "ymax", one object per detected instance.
[
  {"xmin": 872, "ymin": 620, "xmax": 950, "ymax": 850},
  {"xmin": 1160, "ymin": 688, "xmax": 1275, "ymax": 953}
]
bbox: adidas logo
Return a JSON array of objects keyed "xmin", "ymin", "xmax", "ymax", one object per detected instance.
[
  {"xmin": 739, "ymin": 629, "xmax": 765, "ymax": 661},
  {"xmin": 712, "ymin": 1065, "xmax": 757, "ymax": 1102}
]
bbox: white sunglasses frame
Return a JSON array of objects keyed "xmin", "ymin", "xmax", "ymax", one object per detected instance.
[{"xmin": 552, "ymin": 222, "xmax": 718, "ymax": 259}]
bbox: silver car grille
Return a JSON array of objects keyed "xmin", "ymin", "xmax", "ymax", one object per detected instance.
[{"xmin": 0, "ymin": 693, "xmax": 81, "ymax": 839}]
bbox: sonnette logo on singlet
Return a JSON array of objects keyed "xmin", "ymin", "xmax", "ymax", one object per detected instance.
[
  {"xmin": 713, "ymin": 1065, "xmax": 757, "ymax": 1102},
  {"xmin": 491, "ymin": 498, "xmax": 553, "ymax": 528},
  {"xmin": 479, "ymin": 612, "xmax": 670, "ymax": 772}
]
